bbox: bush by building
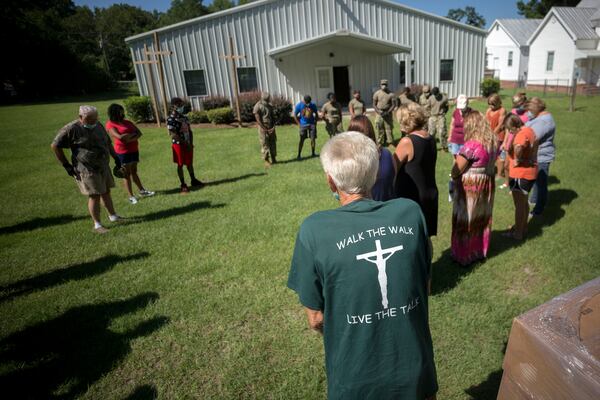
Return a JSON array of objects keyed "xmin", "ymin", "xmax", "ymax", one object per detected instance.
[
  {"xmin": 207, "ymin": 107, "xmax": 235, "ymax": 124},
  {"xmin": 201, "ymin": 95, "xmax": 230, "ymax": 110},
  {"xmin": 124, "ymin": 96, "xmax": 154, "ymax": 123},
  {"xmin": 481, "ymin": 78, "xmax": 501, "ymax": 98}
]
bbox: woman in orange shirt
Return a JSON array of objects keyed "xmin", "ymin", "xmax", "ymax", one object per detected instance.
[
  {"xmin": 485, "ymin": 94, "xmax": 507, "ymax": 184},
  {"xmin": 504, "ymin": 114, "xmax": 538, "ymax": 240}
]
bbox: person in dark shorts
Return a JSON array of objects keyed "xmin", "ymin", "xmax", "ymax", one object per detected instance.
[
  {"xmin": 293, "ymin": 95, "xmax": 319, "ymax": 159},
  {"xmin": 105, "ymin": 103, "xmax": 154, "ymax": 204},
  {"xmin": 167, "ymin": 97, "xmax": 204, "ymax": 194},
  {"xmin": 504, "ymin": 114, "xmax": 538, "ymax": 240}
]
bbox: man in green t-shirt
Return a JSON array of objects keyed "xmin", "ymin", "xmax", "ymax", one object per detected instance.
[
  {"xmin": 348, "ymin": 90, "xmax": 366, "ymax": 118},
  {"xmin": 373, "ymin": 79, "xmax": 397, "ymax": 147},
  {"xmin": 321, "ymin": 92, "xmax": 343, "ymax": 138},
  {"xmin": 288, "ymin": 132, "xmax": 438, "ymax": 400}
]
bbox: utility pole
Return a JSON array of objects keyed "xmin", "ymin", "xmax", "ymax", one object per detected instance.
[{"xmin": 220, "ymin": 36, "xmax": 245, "ymax": 127}]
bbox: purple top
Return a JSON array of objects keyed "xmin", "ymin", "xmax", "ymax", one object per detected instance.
[
  {"xmin": 459, "ymin": 140, "xmax": 495, "ymax": 170},
  {"xmin": 371, "ymin": 148, "xmax": 396, "ymax": 201},
  {"xmin": 450, "ymin": 108, "xmax": 466, "ymax": 145}
]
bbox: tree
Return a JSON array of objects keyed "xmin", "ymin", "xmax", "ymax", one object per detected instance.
[
  {"xmin": 446, "ymin": 6, "xmax": 486, "ymax": 28},
  {"xmin": 209, "ymin": 0, "xmax": 235, "ymax": 12},
  {"xmin": 516, "ymin": 0, "xmax": 579, "ymax": 18},
  {"xmin": 159, "ymin": 0, "xmax": 209, "ymax": 26}
]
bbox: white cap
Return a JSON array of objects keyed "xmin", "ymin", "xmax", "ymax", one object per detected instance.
[
  {"xmin": 456, "ymin": 95, "xmax": 468, "ymax": 110},
  {"xmin": 79, "ymin": 105, "xmax": 98, "ymax": 117}
]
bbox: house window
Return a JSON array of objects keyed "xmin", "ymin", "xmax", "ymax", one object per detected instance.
[
  {"xmin": 410, "ymin": 60, "xmax": 415, "ymax": 84},
  {"xmin": 546, "ymin": 51, "xmax": 555, "ymax": 72},
  {"xmin": 440, "ymin": 59, "xmax": 454, "ymax": 81},
  {"xmin": 237, "ymin": 67, "xmax": 258, "ymax": 93},
  {"xmin": 508, "ymin": 51, "xmax": 513, "ymax": 67},
  {"xmin": 400, "ymin": 61, "xmax": 406, "ymax": 86},
  {"xmin": 318, "ymin": 69, "xmax": 330, "ymax": 89},
  {"xmin": 183, "ymin": 70, "xmax": 207, "ymax": 96}
]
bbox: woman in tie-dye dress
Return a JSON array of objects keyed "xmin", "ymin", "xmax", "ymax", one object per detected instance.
[{"xmin": 450, "ymin": 111, "xmax": 499, "ymax": 266}]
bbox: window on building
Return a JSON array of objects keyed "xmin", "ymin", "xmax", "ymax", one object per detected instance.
[
  {"xmin": 317, "ymin": 68, "xmax": 330, "ymax": 89},
  {"xmin": 546, "ymin": 51, "xmax": 555, "ymax": 72},
  {"xmin": 508, "ymin": 51, "xmax": 513, "ymax": 67},
  {"xmin": 237, "ymin": 67, "xmax": 258, "ymax": 93},
  {"xmin": 183, "ymin": 69, "xmax": 207, "ymax": 96},
  {"xmin": 440, "ymin": 59, "xmax": 454, "ymax": 81},
  {"xmin": 400, "ymin": 61, "xmax": 406, "ymax": 86},
  {"xmin": 410, "ymin": 60, "xmax": 415, "ymax": 84}
]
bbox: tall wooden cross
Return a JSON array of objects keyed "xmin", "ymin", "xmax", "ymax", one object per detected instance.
[{"xmin": 220, "ymin": 36, "xmax": 245, "ymax": 127}]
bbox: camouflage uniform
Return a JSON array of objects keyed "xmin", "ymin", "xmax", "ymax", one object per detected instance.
[
  {"xmin": 373, "ymin": 88, "xmax": 396, "ymax": 146},
  {"xmin": 427, "ymin": 93, "xmax": 449, "ymax": 149},
  {"xmin": 253, "ymin": 99, "xmax": 276, "ymax": 162},
  {"xmin": 348, "ymin": 98, "xmax": 366, "ymax": 117},
  {"xmin": 321, "ymin": 101, "xmax": 343, "ymax": 137},
  {"xmin": 419, "ymin": 89, "xmax": 432, "ymax": 119}
]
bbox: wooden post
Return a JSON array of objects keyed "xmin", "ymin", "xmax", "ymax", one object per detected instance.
[
  {"xmin": 570, "ymin": 76, "xmax": 577, "ymax": 112},
  {"xmin": 153, "ymin": 32, "xmax": 170, "ymax": 120},
  {"xmin": 543, "ymin": 79, "xmax": 547, "ymax": 97},
  {"xmin": 134, "ymin": 44, "xmax": 161, "ymax": 127},
  {"xmin": 220, "ymin": 36, "xmax": 245, "ymax": 127}
]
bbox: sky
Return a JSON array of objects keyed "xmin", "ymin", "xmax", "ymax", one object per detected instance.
[{"xmin": 73, "ymin": 0, "xmax": 521, "ymax": 28}]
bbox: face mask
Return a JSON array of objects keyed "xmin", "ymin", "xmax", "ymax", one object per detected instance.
[
  {"xmin": 83, "ymin": 123, "xmax": 97, "ymax": 129},
  {"xmin": 177, "ymin": 107, "xmax": 185, "ymax": 114},
  {"xmin": 332, "ymin": 192, "xmax": 340, "ymax": 202},
  {"xmin": 527, "ymin": 111, "xmax": 535, "ymax": 120}
]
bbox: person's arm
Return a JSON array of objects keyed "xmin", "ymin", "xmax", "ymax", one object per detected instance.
[
  {"xmin": 254, "ymin": 112, "xmax": 268, "ymax": 131},
  {"xmin": 349, "ymin": 102, "xmax": 355, "ymax": 119},
  {"xmin": 373, "ymin": 96, "xmax": 381, "ymax": 115},
  {"xmin": 108, "ymin": 127, "xmax": 137, "ymax": 143},
  {"xmin": 449, "ymin": 116, "xmax": 455, "ymax": 137},
  {"xmin": 304, "ymin": 307, "xmax": 324, "ymax": 334},
  {"xmin": 451, "ymin": 154, "xmax": 470, "ymax": 179},
  {"xmin": 393, "ymin": 136, "xmax": 412, "ymax": 169}
]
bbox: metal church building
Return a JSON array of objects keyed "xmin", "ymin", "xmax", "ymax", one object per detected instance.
[{"xmin": 125, "ymin": 0, "xmax": 486, "ymax": 109}]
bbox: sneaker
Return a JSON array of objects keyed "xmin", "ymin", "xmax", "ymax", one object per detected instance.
[
  {"xmin": 109, "ymin": 214, "xmax": 125, "ymax": 222},
  {"xmin": 139, "ymin": 190, "xmax": 155, "ymax": 197},
  {"xmin": 129, "ymin": 196, "xmax": 139, "ymax": 204},
  {"xmin": 190, "ymin": 179, "xmax": 205, "ymax": 188},
  {"xmin": 180, "ymin": 184, "xmax": 190, "ymax": 194},
  {"xmin": 448, "ymin": 194, "xmax": 453, "ymax": 202},
  {"xmin": 499, "ymin": 183, "xmax": 508, "ymax": 189},
  {"xmin": 94, "ymin": 226, "xmax": 109, "ymax": 234}
]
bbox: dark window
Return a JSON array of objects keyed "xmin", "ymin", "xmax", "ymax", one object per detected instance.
[
  {"xmin": 183, "ymin": 70, "xmax": 207, "ymax": 96},
  {"xmin": 440, "ymin": 59, "xmax": 454, "ymax": 81},
  {"xmin": 400, "ymin": 61, "xmax": 406, "ymax": 86},
  {"xmin": 546, "ymin": 51, "xmax": 555, "ymax": 72},
  {"xmin": 508, "ymin": 51, "xmax": 513, "ymax": 67},
  {"xmin": 410, "ymin": 60, "xmax": 415, "ymax": 84},
  {"xmin": 237, "ymin": 67, "xmax": 258, "ymax": 93}
]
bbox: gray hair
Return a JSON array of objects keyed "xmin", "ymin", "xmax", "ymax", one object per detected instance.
[
  {"xmin": 79, "ymin": 105, "xmax": 98, "ymax": 118},
  {"xmin": 320, "ymin": 131, "xmax": 379, "ymax": 194}
]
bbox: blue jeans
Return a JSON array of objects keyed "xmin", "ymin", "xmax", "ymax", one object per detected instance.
[{"xmin": 530, "ymin": 162, "xmax": 550, "ymax": 215}]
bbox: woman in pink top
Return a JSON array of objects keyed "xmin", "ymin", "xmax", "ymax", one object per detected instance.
[{"xmin": 106, "ymin": 104, "xmax": 154, "ymax": 204}]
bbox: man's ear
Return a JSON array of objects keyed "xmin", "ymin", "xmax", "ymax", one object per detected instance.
[{"xmin": 326, "ymin": 174, "xmax": 337, "ymax": 193}]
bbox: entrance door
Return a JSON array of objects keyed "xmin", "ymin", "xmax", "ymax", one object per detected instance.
[
  {"xmin": 315, "ymin": 67, "xmax": 334, "ymax": 105},
  {"xmin": 333, "ymin": 66, "xmax": 350, "ymax": 104}
]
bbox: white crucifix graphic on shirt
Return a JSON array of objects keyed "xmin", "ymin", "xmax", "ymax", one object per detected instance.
[{"xmin": 356, "ymin": 240, "xmax": 403, "ymax": 309}]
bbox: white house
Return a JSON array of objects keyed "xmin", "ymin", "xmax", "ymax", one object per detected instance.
[
  {"xmin": 125, "ymin": 0, "xmax": 486, "ymax": 109},
  {"xmin": 527, "ymin": 0, "xmax": 600, "ymax": 92},
  {"xmin": 485, "ymin": 19, "xmax": 541, "ymax": 87}
]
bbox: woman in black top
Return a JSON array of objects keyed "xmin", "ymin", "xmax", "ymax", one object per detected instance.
[{"xmin": 394, "ymin": 103, "xmax": 439, "ymax": 236}]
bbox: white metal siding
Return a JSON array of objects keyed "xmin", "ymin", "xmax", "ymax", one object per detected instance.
[{"xmin": 128, "ymin": 0, "xmax": 485, "ymax": 109}]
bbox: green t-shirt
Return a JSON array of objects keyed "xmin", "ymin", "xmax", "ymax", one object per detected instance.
[{"xmin": 288, "ymin": 199, "xmax": 437, "ymax": 400}]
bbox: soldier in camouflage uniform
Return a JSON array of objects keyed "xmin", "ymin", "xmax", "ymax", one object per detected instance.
[
  {"xmin": 372, "ymin": 79, "xmax": 397, "ymax": 147},
  {"xmin": 321, "ymin": 92, "xmax": 343, "ymax": 138},
  {"xmin": 253, "ymin": 92, "xmax": 277, "ymax": 166},
  {"xmin": 419, "ymin": 85, "xmax": 432, "ymax": 119},
  {"xmin": 427, "ymin": 87, "xmax": 449, "ymax": 151}
]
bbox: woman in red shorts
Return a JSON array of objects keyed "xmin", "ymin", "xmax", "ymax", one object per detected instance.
[
  {"xmin": 106, "ymin": 104, "xmax": 154, "ymax": 204},
  {"xmin": 167, "ymin": 98, "xmax": 204, "ymax": 193}
]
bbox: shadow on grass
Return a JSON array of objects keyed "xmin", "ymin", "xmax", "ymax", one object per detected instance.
[
  {"xmin": 125, "ymin": 201, "xmax": 225, "ymax": 225},
  {"xmin": 0, "ymin": 252, "xmax": 149, "ymax": 303},
  {"xmin": 0, "ymin": 214, "xmax": 87, "ymax": 235},
  {"xmin": 124, "ymin": 384, "xmax": 158, "ymax": 400},
  {"xmin": 431, "ymin": 189, "xmax": 577, "ymax": 295},
  {"xmin": 277, "ymin": 156, "xmax": 316, "ymax": 164},
  {"xmin": 156, "ymin": 173, "xmax": 266, "ymax": 195},
  {"xmin": 464, "ymin": 369, "xmax": 504, "ymax": 400},
  {"xmin": 0, "ymin": 292, "xmax": 169, "ymax": 399}
]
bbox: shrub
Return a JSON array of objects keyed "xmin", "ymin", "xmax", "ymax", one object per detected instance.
[
  {"xmin": 271, "ymin": 95, "xmax": 293, "ymax": 125},
  {"xmin": 188, "ymin": 110, "xmax": 209, "ymax": 124},
  {"xmin": 239, "ymin": 91, "xmax": 262, "ymax": 122},
  {"xmin": 481, "ymin": 78, "xmax": 501, "ymax": 97},
  {"xmin": 202, "ymin": 95, "xmax": 230, "ymax": 110},
  {"xmin": 124, "ymin": 96, "xmax": 154, "ymax": 123},
  {"xmin": 207, "ymin": 107, "xmax": 235, "ymax": 124}
]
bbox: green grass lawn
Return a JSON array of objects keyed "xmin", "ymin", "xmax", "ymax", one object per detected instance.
[{"xmin": 0, "ymin": 92, "xmax": 599, "ymax": 399}]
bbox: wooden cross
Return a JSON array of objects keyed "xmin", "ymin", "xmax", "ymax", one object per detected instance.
[
  {"xmin": 134, "ymin": 43, "xmax": 162, "ymax": 127},
  {"xmin": 220, "ymin": 36, "xmax": 245, "ymax": 127}
]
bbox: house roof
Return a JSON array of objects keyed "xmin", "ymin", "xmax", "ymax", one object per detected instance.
[
  {"xmin": 125, "ymin": 0, "xmax": 485, "ymax": 43},
  {"xmin": 527, "ymin": 7, "xmax": 599, "ymax": 45},
  {"xmin": 268, "ymin": 30, "xmax": 411, "ymax": 57},
  {"xmin": 577, "ymin": 0, "xmax": 600, "ymax": 8},
  {"xmin": 490, "ymin": 19, "xmax": 542, "ymax": 46}
]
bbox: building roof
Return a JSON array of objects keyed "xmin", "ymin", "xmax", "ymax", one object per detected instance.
[
  {"xmin": 125, "ymin": 0, "xmax": 485, "ymax": 43},
  {"xmin": 528, "ymin": 6, "xmax": 599, "ymax": 44},
  {"xmin": 577, "ymin": 0, "xmax": 600, "ymax": 8},
  {"xmin": 491, "ymin": 19, "xmax": 542, "ymax": 46}
]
